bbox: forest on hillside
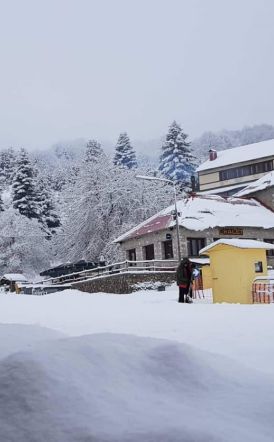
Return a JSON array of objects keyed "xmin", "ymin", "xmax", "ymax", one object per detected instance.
[{"xmin": 0, "ymin": 122, "xmax": 273, "ymax": 276}]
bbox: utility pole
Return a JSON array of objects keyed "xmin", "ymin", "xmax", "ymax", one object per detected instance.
[{"xmin": 136, "ymin": 175, "xmax": 182, "ymax": 262}]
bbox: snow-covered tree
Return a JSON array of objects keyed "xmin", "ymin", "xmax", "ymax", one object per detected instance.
[
  {"xmin": 0, "ymin": 156, "xmax": 6, "ymax": 190},
  {"xmin": 158, "ymin": 121, "xmax": 195, "ymax": 186},
  {"xmin": 85, "ymin": 139, "xmax": 105, "ymax": 163},
  {"xmin": 54, "ymin": 144, "xmax": 75, "ymax": 161},
  {"xmin": 113, "ymin": 132, "xmax": 137, "ymax": 169},
  {"xmin": 58, "ymin": 157, "xmax": 173, "ymax": 263},
  {"xmin": 12, "ymin": 149, "xmax": 39, "ymax": 220},
  {"xmin": 0, "ymin": 147, "xmax": 16, "ymax": 185},
  {"xmin": 36, "ymin": 178, "xmax": 61, "ymax": 232},
  {"xmin": 0, "ymin": 194, "xmax": 4, "ymax": 212},
  {"xmin": 0, "ymin": 158, "xmax": 6, "ymax": 212},
  {"xmin": 0, "ymin": 207, "xmax": 51, "ymax": 276}
]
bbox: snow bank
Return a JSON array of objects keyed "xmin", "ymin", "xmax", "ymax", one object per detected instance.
[
  {"xmin": 0, "ymin": 323, "xmax": 64, "ymax": 359},
  {"xmin": 2, "ymin": 288, "xmax": 274, "ymax": 376},
  {"xmin": 1, "ymin": 332, "xmax": 274, "ymax": 442},
  {"xmin": 2, "ymin": 289, "xmax": 274, "ymax": 440}
]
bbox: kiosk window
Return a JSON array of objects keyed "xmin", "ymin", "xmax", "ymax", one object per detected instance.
[{"xmin": 255, "ymin": 261, "xmax": 263, "ymax": 273}]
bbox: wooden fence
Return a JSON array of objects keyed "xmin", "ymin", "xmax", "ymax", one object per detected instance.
[{"xmin": 39, "ymin": 259, "xmax": 178, "ymax": 286}]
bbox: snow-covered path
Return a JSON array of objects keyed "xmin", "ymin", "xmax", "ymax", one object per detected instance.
[{"xmin": 0, "ymin": 284, "xmax": 274, "ymax": 375}]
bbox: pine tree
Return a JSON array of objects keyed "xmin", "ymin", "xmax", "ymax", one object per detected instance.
[
  {"xmin": 0, "ymin": 154, "xmax": 6, "ymax": 189},
  {"xmin": 0, "ymin": 194, "xmax": 4, "ymax": 212},
  {"xmin": 159, "ymin": 121, "xmax": 195, "ymax": 185},
  {"xmin": 85, "ymin": 139, "xmax": 104, "ymax": 163},
  {"xmin": 0, "ymin": 160, "xmax": 5, "ymax": 212},
  {"xmin": 36, "ymin": 179, "xmax": 61, "ymax": 231},
  {"xmin": 113, "ymin": 132, "xmax": 137, "ymax": 169},
  {"xmin": 0, "ymin": 147, "xmax": 16, "ymax": 185},
  {"xmin": 12, "ymin": 149, "xmax": 39, "ymax": 219}
]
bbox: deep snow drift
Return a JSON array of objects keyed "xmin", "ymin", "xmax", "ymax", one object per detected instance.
[
  {"xmin": 1, "ymin": 287, "xmax": 274, "ymax": 375},
  {"xmin": 1, "ymin": 287, "xmax": 274, "ymax": 441},
  {"xmin": 0, "ymin": 323, "xmax": 64, "ymax": 359},
  {"xmin": 1, "ymin": 332, "xmax": 274, "ymax": 442}
]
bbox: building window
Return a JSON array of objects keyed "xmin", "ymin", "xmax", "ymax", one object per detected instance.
[
  {"xmin": 162, "ymin": 240, "xmax": 174, "ymax": 259},
  {"xmin": 127, "ymin": 248, "xmax": 136, "ymax": 261},
  {"xmin": 187, "ymin": 238, "xmax": 206, "ymax": 257},
  {"xmin": 255, "ymin": 261, "xmax": 263, "ymax": 273},
  {"xmin": 143, "ymin": 244, "xmax": 155, "ymax": 260},
  {"xmin": 219, "ymin": 160, "xmax": 273, "ymax": 181},
  {"xmin": 264, "ymin": 239, "xmax": 274, "ymax": 257}
]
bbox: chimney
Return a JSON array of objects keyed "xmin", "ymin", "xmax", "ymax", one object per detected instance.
[{"xmin": 209, "ymin": 149, "xmax": 217, "ymax": 161}]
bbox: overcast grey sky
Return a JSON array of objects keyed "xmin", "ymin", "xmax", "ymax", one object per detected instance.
[{"xmin": 0, "ymin": 0, "xmax": 273, "ymax": 150}]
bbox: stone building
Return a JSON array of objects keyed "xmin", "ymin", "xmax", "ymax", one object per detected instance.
[{"xmin": 114, "ymin": 195, "xmax": 274, "ymax": 266}]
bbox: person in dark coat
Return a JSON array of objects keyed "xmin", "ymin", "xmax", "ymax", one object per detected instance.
[{"xmin": 176, "ymin": 257, "xmax": 194, "ymax": 303}]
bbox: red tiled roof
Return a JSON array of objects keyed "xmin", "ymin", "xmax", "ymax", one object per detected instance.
[{"xmin": 124, "ymin": 214, "xmax": 172, "ymax": 240}]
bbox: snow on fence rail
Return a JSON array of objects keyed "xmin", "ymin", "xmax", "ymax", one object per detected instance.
[
  {"xmin": 39, "ymin": 260, "xmax": 178, "ymax": 286},
  {"xmin": 252, "ymin": 277, "xmax": 274, "ymax": 303}
]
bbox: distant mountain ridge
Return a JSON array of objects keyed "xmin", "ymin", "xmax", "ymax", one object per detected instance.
[
  {"xmin": 117, "ymin": 123, "xmax": 274, "ymax": 165},
  {"xmin": 3, "ymin": 123, "xmax": 274, "ymax": 168},
  {"xmin": 191, "ymin": 123, "xmax": 274, "ymax": 162}
]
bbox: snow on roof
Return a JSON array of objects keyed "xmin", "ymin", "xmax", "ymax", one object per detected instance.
[
  {"xmin": 189, "ymin": 257, "xmax": 210, "ymax": 265},
  {"xmin": 200, "ymin": 238, "xmax": 274, "ymax": 255},
  {"xmin": 196, "ymin": 139, "xmax": 274, "ymax": 172},
  {"xmin": 2, "ymin": 273, "xmax": 28, "ymax": 282},
  {"xmin": 114, "ymin": 195, "xmax": 274, "ymax": 243},
  {"xmin": 235, "ymin": 171, "xmax": 274, "ymax": 197},
  {"xmin": 197, "ymin": 183, "xmax": 247, "ymax": 196}
]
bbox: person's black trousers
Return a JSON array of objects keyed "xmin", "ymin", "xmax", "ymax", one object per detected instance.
[{"xmin": 178, "ymin": 287, "xmax": 188, "ymax": 303}]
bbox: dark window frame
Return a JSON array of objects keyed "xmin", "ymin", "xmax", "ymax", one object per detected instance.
[
  {"xmin": 255, "ymin": 261, "xmax": 263, "ymax": 273},
  {"xmin": 264, "ymin": 239, "xmax": 274, "ymax": 257},
  {"xmin": 219, "ymin": 160, "xmax": 273, "ymax": 182},
  {"xmin": 162, "ymin": 240, "xmax": 174, "ymax": 259},
  {"xmin": 187, "ymin": 237, "xmax": 206, "ymax": 257},
  {"xmin": 143, "ymin": 244, "xmax": 155, "ymax": 260},
  {"xmin": 127, "ymin": 248, "xmax": 136, "ymax": 261}
]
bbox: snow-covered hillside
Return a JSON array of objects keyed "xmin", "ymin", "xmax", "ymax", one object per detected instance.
[
  {"xmin": 1, "ymin": 286, "xmax": 274, "ymax": 441},
  {"xmin": 0, "ymin": 121, "xmax": 274, "ymax": 275}
]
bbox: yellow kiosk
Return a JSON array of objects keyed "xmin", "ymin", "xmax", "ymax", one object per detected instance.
[
  {"xmin": 199, "ymin": 239, "xmax": 274, "ymax": 304},
  {"xmin": 201, "ymin": 264, "xmax": 212, "ymax": 290}
]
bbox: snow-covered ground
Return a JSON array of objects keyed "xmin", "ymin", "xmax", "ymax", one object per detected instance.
[{"xmin": 1, "ymin": 285, "xmax": 274, "ymax": 441}]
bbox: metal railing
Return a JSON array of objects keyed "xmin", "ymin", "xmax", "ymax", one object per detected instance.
[
  {"xmin": 192, "ymin": 276, "xmax": 205, "ymax": 299},
  {"xmin": 252, "ymin": 276, "xmax": 274, "ymax": 303},
  {"xmin": 39, "ymin": 259, "xmax": 178, "ymax": 286}
]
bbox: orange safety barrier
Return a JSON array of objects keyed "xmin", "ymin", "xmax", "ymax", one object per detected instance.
[
  {"xmin": 192, "ymin": 275, "xmax": 205, "ymax": 299},
  {"xmin": 252, "ymin": 282, "xmax": 274, "ymax": 304}
]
